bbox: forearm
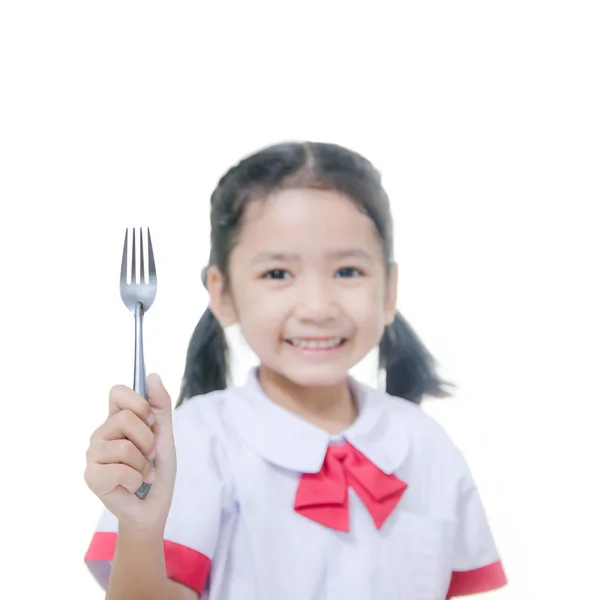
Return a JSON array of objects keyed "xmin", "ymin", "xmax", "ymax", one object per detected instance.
[{"xmin": 106, "ymin": 525, "xmax": 168, "ymax": 600}]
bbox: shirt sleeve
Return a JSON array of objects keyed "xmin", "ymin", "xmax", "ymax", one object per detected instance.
[
  {"xmin": 446, "ymin": 470, "xmax": 508, "ymax": 598},
  {"xmin": 84, "ymin": 399, "xmax": 234, "ymax": 596}
]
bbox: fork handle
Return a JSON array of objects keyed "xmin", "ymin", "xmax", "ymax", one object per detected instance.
[
  {"xmin": 133, "ymin": 301, "xmax": 153, "ymax": 500},
  {"xmin": 133, "ymin": 301, "xmax": 147, "ymax": 399}
]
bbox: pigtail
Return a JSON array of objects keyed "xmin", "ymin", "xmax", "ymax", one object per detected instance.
[
  {"xmin": 379, "ymin": 311, "xmax": 451, "ymax": 404},
  {"xmin": 176, "ymin": 307, "xmax": 228, "ymax": 406}
]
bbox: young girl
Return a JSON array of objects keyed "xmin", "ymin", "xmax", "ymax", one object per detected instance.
[{"xmin": 84, "ymin": 141, "xmax": 507, "ymax": 600}]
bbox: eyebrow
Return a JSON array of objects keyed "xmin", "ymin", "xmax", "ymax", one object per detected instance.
[{"xmin": 251, "ymin": 248, "xmax": 374, "ymax": 265}]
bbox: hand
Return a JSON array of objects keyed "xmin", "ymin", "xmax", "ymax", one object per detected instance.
[{"xmin": 84, "ymin": 373, "xmax": 177, "ymax": 535}]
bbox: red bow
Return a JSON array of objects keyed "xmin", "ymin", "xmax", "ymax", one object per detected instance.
[{"xmin": 294, "ymin": 442, "xmax": 407, "ymax": 532}]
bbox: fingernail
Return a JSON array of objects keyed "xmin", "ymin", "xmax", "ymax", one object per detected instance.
[
  {"xmin": 148, "ymin": 451, "xmax": 156, "ymax": 463},
  {"xmin": 147, "ymin": 412, "xmax": 156, "ymax": 427}
]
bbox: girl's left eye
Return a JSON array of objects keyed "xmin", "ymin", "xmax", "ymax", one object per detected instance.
[
  {"xmin": 336, "ymin": 267, "xmax": 362, "ymax": 278},
  {"xmin": 263, "ymin": 269, "xmax": 292, "ymax": 280}
]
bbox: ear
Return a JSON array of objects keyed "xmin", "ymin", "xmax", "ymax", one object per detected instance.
[
  {"xmin": 384, "ymin": 263, "xmax": 398, "ymax": 325},
  {"xmin": 206, "ymin": 265, "xmax": 238, "ymax": 327}
]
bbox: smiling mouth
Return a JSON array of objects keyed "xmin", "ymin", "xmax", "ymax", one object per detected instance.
[{"xmin": 285, "ymin": 337, "xmax": 346, "ymax": 350}]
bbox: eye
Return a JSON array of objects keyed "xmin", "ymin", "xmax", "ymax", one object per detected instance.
[
  {"xmin": 263, "ymin": 269, "xmax": 292, "ymax": 280},
  {"xmin": 336, "ymin": 267, "xmax": 362, "ymax": 278}
]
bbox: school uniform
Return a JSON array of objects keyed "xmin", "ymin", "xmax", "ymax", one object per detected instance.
[{"xmin": 85, "ymin": 368, "xmax": 507, "ymax": 599}]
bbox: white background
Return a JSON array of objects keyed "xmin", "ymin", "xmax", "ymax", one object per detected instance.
[{"xmin": 1, "ymin": 2, "xmax": 599, "ymax": 598}]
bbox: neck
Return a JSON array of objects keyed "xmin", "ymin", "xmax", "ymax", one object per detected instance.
[{"xmin": 257, "ymin": 366, "xmax": 358, "ymax": 435}]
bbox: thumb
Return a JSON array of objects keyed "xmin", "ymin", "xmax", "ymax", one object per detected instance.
[{"xmin": 146, "ymin": 373, "xmax": 173, "ymax": 439}]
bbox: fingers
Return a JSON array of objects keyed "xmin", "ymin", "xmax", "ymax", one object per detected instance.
[
  {"xmin": 92, "ymin": 409, "xmax": 156, "ymax": 459},
  {"xmin": 146, "ymin": 374, "xmax": 171, "ymax": 412},
  {"xmin": 108, "ymin": 385, "xmax": 155, "ymax": 427},
  {"xmin": 146, "ymin": 374, "xmax": 173, "ymax": 439},
  {"xmin": 85, "ymin": 430, "xmax": 156, "ymax": 497},
  {"xmin": 86, "ymin": 411, "xmax": 156, "ymax": 497},
  {"xmin": 87, "ymin": 438, "xmax": 153, "ymax": 480},
  {"xmin": 85, "ymin": 462, "xmax": 155, "ymax": 496},
  {"xmin": 85, "ymin": 379, "xmax": 171, "ymax": 499}
]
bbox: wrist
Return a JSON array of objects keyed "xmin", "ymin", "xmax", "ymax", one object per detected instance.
[{"xmin": 118, "ymin": 521, "xmax": 165, "ymax": 544}]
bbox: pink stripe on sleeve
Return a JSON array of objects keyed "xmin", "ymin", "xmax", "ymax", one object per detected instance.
[
  {"xmin": 84, "ymin": 531, "xmax": 211, "ymax": 595},
  {"xmin": 446, "ymin": 560, "xmax": 508, "ymax": 598}
]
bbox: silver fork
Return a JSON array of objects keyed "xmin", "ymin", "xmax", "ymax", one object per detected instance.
[{"xmin": 120, "ymin": 227, "xmax": 157, "ymax": 499}]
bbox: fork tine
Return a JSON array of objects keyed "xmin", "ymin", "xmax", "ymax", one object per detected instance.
[
  {"xmin": 121, "ymin": 228, "xmax": 129, "ymax": 283},
  {"xmin": 139, "ymin": 227, "xmax": 146, "ymax": 284},
  {"xmin": 131, "ymin": 227, "xmax": 137, "ymax": 284},
  {"xmin": 147, "ymin": 228, "xmax": 156, "ymax": 280}
]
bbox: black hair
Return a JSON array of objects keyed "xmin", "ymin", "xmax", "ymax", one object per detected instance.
[{"xmin": 177, "ymin": 141, "xmax": 451, "ymax": 406}]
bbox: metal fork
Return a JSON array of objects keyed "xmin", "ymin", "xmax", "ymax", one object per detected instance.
[{"xmin": 120, "ymin": 227, "xmax": 157, "ymax": 499}]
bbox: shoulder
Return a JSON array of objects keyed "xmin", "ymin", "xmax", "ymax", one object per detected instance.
[
  {"xmin": 390, "ymin": 394, "xmax": 455, "ymax": 445},
  {"xmin": 373, "ymin": 386, "xmax": 453, "ymax": 442},
  {"xmin": 169, "ymin": 388, "xmax": 241, "ymax": 490},
  {"xmin": 368, "ymin": 386, "xmax": 470, "ymax": 477},
  {"xmin": 173, "ymin": 387, "xmax": 232, "ymax": 428},
  {"xmin": 169, "ymin": 387, "xmax": 240, "ymax": 457}
]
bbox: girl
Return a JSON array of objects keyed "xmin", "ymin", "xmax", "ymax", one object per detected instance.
[{"xmin": 84, "ymin": 141, "xmax": 507, "ymax": 600}]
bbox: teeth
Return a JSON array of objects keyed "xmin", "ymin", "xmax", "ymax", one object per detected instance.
[{"xmin": 290, "ymin": 337, "xmax": 343, "ymax": 349}]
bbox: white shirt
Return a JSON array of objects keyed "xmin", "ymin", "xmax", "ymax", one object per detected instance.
[{"xmin": 85, "ymin": 368, "xmax": 507, "ymax": 599}]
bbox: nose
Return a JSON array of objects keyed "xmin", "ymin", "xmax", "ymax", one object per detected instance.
[{"xmin": 294, "ymin": 279, "xmax": 340, "ymax": 324}]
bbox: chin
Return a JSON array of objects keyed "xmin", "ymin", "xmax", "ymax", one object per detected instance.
[{"xmin": 276, "ymin": 364, "xmax": 353, "ymax": 390}]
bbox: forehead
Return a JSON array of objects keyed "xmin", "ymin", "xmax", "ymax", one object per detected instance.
[{"xmin": 234, "ymin": 188, "xmax": 381, "ymax": 255}]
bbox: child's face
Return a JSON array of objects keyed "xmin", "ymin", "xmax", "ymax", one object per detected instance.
[{"xmin": 209, "ymin": 188, "xmax": 397, "ymax": 389}]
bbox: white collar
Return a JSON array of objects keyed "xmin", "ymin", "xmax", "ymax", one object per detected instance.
[{"xmin": 224, "ymin": 368, "xmax": 410, "ymax": 475}]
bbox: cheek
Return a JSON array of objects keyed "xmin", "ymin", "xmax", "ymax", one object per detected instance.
[
  {"xmin": 342, "ymin": 282, "xmax": 388, "ymax": 321},
  {"xmin": 234, "ymin": 286, "xmax": 288, "ymax": 333}
]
